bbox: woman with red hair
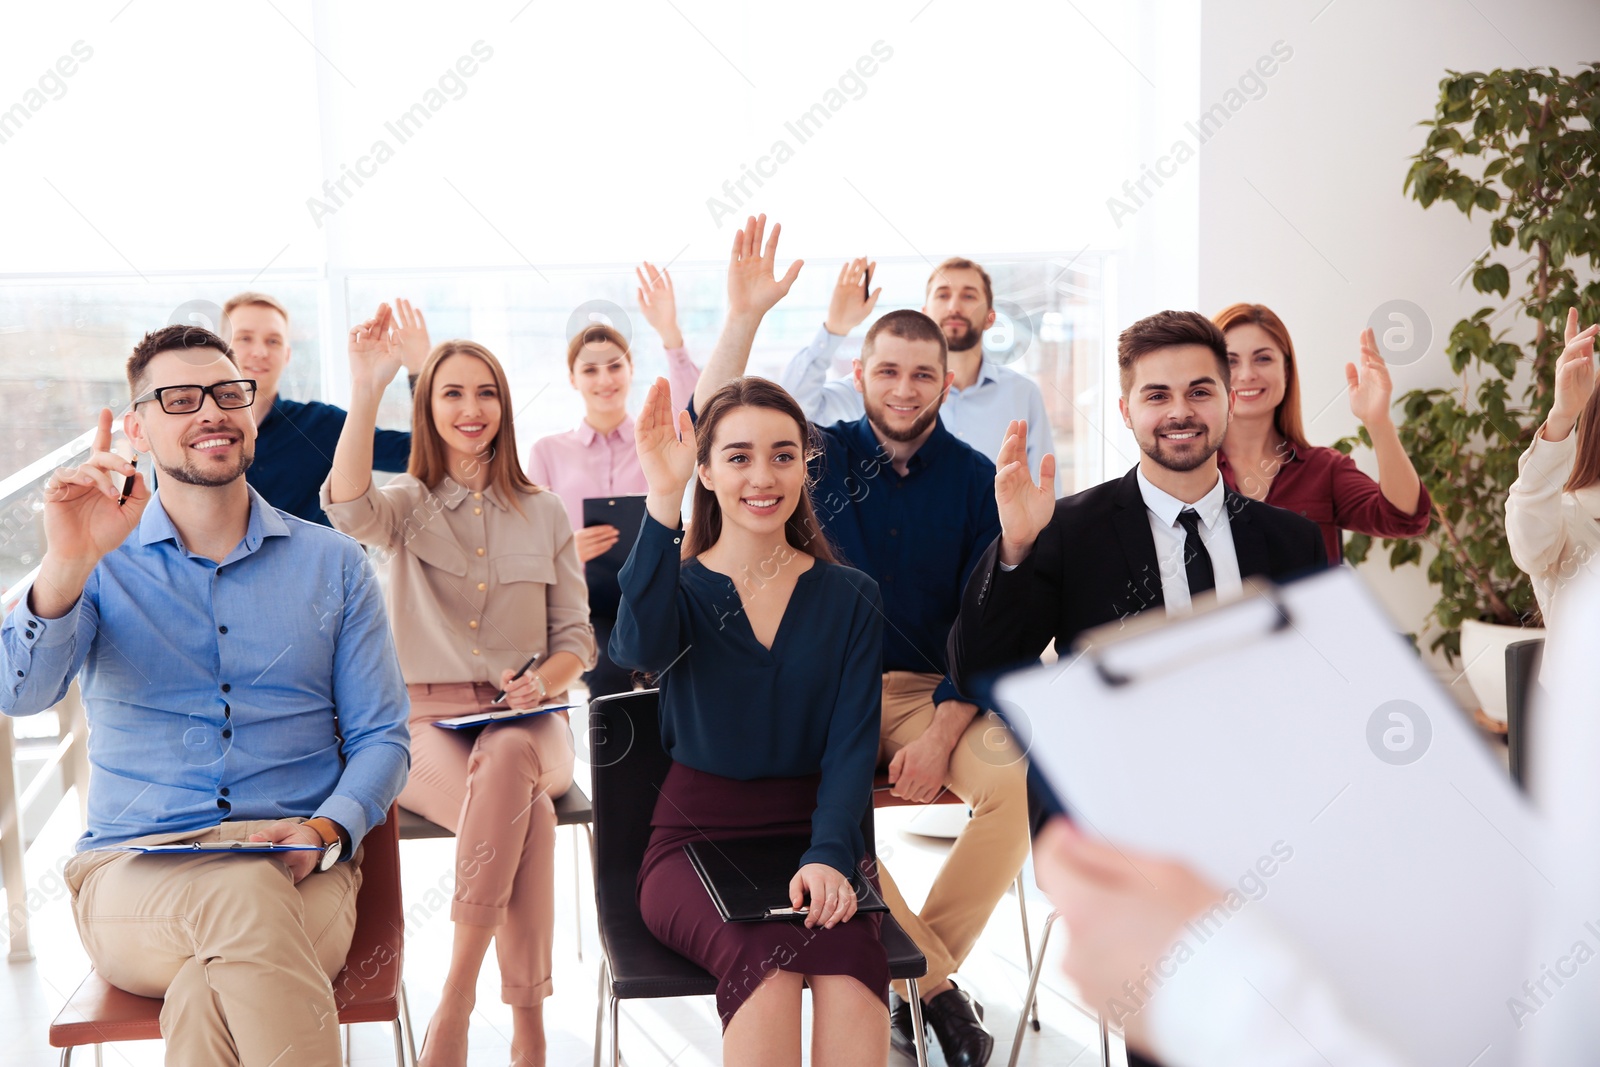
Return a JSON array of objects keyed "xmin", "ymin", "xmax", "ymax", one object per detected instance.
[{"xmin": 1212, "ymin": 303, "xmax": 1430, "ymax": 563}]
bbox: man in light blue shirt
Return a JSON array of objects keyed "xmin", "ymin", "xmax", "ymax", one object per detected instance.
[
  {"xmin": 780, "ymin": 255, "xmax": 1056, "ymax": 487},
  {"xmin": 1, "ymin": 324, "xmax": 409, "ymax": 1067}
]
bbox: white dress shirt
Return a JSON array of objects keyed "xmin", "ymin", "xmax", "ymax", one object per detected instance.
[{"xmin": 1135, "ymin": 466, "xmax": 1243, "ymax": 616}]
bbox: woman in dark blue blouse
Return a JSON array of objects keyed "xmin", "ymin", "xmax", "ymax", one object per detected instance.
[{"xmin": 610, "ymin": 373, "xmax": 888, "ymax": 1064}]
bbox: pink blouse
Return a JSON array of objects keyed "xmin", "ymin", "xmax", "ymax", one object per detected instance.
[{"xmin": 527, "ymin": 347, "xmax": 701, "ymax": 534}]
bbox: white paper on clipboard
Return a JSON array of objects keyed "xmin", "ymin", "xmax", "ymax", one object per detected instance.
[{"xmin": 995, "ymin": 567, "xmax": 1548, "ymax": 1067}]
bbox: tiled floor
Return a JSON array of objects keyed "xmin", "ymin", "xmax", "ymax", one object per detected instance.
[{"xmin": 4, "ymin": 775, "xmax": 1124, "ymax": 1066}]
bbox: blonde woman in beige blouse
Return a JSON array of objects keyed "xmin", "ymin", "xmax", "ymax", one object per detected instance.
[
  {"xmin": 323, "ymin": 303, "xmax": 595, "ymax": 1067},
  {"xmin": 1508, "ymin": 309, "xmax": 1600, "ymax": 630}
]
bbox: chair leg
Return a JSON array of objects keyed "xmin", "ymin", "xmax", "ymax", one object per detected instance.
[
  {"xmin": 1099, "ymin": 1013, "xmax": 1111, "ymax": 1067},
  {"xmin": 400, "ymin": 978, "xmax": 419, "ymax": 1067},
  {"xmin": 58, "ymin": 1048, "xmax": 70, "ymax": 1067},
  {"xmin": 905, "ymin": 978, "xmax": 929, "ymax": 1067},
  {"xmin": 343, "ymin": 1022, "xmax": 353, "ymax": 1066},
  {"xmin": 609, "ymin": 991, "xmax": 621, "ymax": 1067},
  {"xmin": 1014, "ymin": 873, "xmax": 1041, "ymax": 1030},
  {"xmin": 94, "ymin": 1047, "xmax": 102, "ymax": 1067},
  {"xmin": 391, "ymin": 1019, "xmax": 407, "ymax": 1067},
  {"xmin": 593, "ymin": 961, "xmax": 609, "ymax": 1067},
  {"xmin": 572, "ymin": 826, "xmax": 583, "ymax": 962},
  {"xmin": 1006, "ymin": 910, "xmax": 1057, "ymax": 1067}
]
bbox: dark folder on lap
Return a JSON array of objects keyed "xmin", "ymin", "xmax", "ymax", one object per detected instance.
[
  {"xmin": 582, "ymin": 495, "xmax": 647, "ymax": 618},
  {"xmin": 682, "ymin": 835, "xmax": 889, "ymax": 923}
]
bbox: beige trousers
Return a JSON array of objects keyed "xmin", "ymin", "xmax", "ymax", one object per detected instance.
[
  {"xmin": 399, "ymin": 681, "xmax": 575, "ymax": 1005},
  {"xmin": 65, "ymin": 819, "xmax": 362, "ymax": 1067},
  {"xmin": 876, "ymin": 670, "xmax": 1031, "ymax": 995}
]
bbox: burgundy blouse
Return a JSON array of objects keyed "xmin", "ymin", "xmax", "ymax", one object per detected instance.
[{"xmin": 1218, "ymin": 444, "xmax": 1431, "ymax": 564}]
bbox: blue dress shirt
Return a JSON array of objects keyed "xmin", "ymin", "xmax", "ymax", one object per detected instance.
[
  {"xmin": 249, "ymin": 396, "xmax": 411, "ymax": 526},
  {"xmin": 1, "ymin": 486, "xmax": 410, "ymax": 853},
  {"xmin": 810, "ymin": 416, "xmax": 1001, "ymax": 707},
  {"xmin": 780, "ymin": 323, "xmax": 1058, "ymax": 489}
]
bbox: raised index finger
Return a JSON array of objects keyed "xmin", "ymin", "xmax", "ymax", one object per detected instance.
[{"xmin": 92, "ymin": 407, "xmax": 113, "ymax": 454}]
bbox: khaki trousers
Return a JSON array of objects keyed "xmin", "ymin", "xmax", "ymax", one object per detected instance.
[
  {"xmin": 876, "ymin": 670, "xmax": 1030, "ymax": 995},
  {"xmin": 399, "ymin": 681, "xmax": 575, "ymax": 1005},
  {"xmin": 65, "ymin": 819, "xmax": 362, "ymax": 1067}
]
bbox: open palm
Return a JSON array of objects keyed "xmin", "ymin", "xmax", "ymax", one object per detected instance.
[
  {"xmin": 348, "ymin": 303, "xmax": 403, "ymax": 396},
  {"xmin": 635, "ymin": 376, "xmax": 696, "ymax": 496},
  {"xmin": 1345, "ymin": 327, "xmax": 1394, "ymax": 427},
  {"xmin": 1550, "ymin": 307, "xmax": 1600, "ymax": 428},
  {"xmin": 726, "ymin": 213, "xmax": 803, "ymax": 317}
]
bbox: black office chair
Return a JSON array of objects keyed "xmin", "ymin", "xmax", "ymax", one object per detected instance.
[
  {"xmin": 588, "ymin": 688, "xmax": 930, "ymax": 1067},
  {"xmin": 1505, "ymin": 637, "xmax": 1544, "ymax": 791}
]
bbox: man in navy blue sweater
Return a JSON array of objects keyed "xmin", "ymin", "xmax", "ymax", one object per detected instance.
[{"xmin": 225, "ymin": 292, "xmax": 423, "ymax": 525}]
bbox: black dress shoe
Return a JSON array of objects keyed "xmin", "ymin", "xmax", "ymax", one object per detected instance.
[
  {"xmin": 889, "ymin": 990, "xmax": 925, "ymax": 1059},
  {"xmin": 923, "ymin": 981, "xmax": 993, "ymax": 1067}
]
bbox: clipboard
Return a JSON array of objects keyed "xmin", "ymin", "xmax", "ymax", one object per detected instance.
[
  {"xmin": 994, "ymin": 569, "xmax": 1543, "ymax": 1067},
  {"xmin": 582, "ymin": 495, "xmax": 647, "ymax": 617},
  {"xmin": 432, "ymin": 702, "xmax": 576, "ymax": 730},
  {"xmin": 683, "ymin": 835, "xmax": 890, "ymax": 922},
  {"xmin": 103, "ymin": 842, "xmax": 321, "ymax": 854}
]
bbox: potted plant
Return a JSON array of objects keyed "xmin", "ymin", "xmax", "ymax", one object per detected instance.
[{"xmin": 1337, "ymin": 64, "xmax": 1600, "ymax": 719}]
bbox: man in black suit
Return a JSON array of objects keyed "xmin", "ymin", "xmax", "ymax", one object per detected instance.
[
  {"xmin": 946, "ymin": 309, "xmax": 1325, "ymax": 1067},
  {"xmin": 949, "ymin": 309, "xmax": 1325, "ymax": 690}
]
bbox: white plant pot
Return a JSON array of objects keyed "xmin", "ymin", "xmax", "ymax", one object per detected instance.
[{"xmin": 1459, "ymin": 619, "xmax": 1546, "ymax": 723}]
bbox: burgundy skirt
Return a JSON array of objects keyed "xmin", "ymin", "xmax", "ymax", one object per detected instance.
[{"xmin": 638, "ymin": 761, "xmax": 889, "ymax": 1029}]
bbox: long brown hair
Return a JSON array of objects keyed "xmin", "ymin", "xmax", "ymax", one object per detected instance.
[
  {"xmin": 408, "ymin": 340, "xmax": 540, "ymax": 509},
  {"xmin": 1212, "ymin": 303, "xmax": 1313, "ymax": 453},
  {"xmin": 681, "ymin": 377, "xmax": 839, "ymax": 564},
  {"xmin": 1565, "ymin": 387, "xmax": 1600, "ymax": 491}
]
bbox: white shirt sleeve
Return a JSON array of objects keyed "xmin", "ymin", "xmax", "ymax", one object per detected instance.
[
  {"xmin": 777, "ymin": 323, "xmax": 865, "ymax": 426},
  {"xmin": 1144, "ymin": 908, "xmax": 1411, "ymax": 1067}
]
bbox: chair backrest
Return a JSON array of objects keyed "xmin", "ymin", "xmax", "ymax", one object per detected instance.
[
  {"xmin": 330, "ymin": 803, "xmax": 403, "ymax": 1013},
  {"xmin": 588, "ymin": 689, "xmax": 669, "ymax": 894},
  {"xmin": 1506, "ymin": 637, "xmax": 1545, "ymax": 791}
]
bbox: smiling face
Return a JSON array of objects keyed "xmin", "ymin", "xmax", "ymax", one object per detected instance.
[
  {"xmin": 569, "ymin": 339, "xmax": 633, "ymax": 420},
  {"xmin": 1119, "ymin": 344, "xmax": 1232, "ymax": 473},
  {"xmin": 226, "ymin": 302, "xmax": 290, "ymax": 403},
  {"xmin": 924, "ymin": 266, "xmax": 996, "ymax": 353},
  {"xmin": 697, "ymin": 405, "xmax": 808, "ymax": 540},
  {"xmin": 430, "ymin": 352, "xmax": 503, "ymax": 471},
  {"xmin": 1224, "ymin": 322, "xmax": 1288, "ymax": 421},
  {"xmin": 855, "ymin": 333, "xmax": 951, "ymax": 443},
  {"xmin": 126, "ymin": 348, "xmax": 257, "ymax": 487}
]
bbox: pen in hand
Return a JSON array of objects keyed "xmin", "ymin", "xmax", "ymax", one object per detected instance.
[{"xmin": 490, "ymin": 651, "xmax": 542, "ymax": 705}]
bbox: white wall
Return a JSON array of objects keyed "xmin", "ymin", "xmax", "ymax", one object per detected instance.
[{"xmin": 1197, "ymin": 0, "xmax": 1599, "ymax": 699}]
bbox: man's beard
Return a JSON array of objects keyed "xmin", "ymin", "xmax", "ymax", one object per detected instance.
[
  {"xmin": 156, "ymin": 444, "xmax": 255, "ymax": 487},
  {"xmin": 864, "ymin": 393, "xmax": 941, "ymax": 443},
  {"xmin": 943, "ymin": 313, "xmax": 983, "ymax": 353},
  {"xmin": 1138, "ymin": 419, "xmax": 1223, "ymax": 473}
]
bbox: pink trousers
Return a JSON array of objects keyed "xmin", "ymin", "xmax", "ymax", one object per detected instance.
[{"xmin": 399, "ymin": 681, "xmax": 575, "ymax": 1005}]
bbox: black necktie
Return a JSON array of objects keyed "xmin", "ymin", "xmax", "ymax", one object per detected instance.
[{"xmin": 1177, "ymin": 508, "xmax": 1215, "ymax": 597}]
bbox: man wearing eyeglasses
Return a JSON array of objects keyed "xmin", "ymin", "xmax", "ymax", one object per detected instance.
[{"xmin": 0, "ymin": 325, "xmax": 410, "ymax": 1067}]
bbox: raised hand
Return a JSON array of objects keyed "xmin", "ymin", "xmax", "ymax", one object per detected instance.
[
  {"xmin": 635, "ymin": 261, "xmax": 684, "ymax": 349},
  {"xmin": 995, "ymin": 419, "xmax": 1056, "ymax": 566},
  {"xmin": 788, "ymin": 862, "xmax": 859, "ymax": 929},
  {"xmin": 1546, "ymin": 307, "xmax": 1600, "ymax": 442},
  {"xmin": 635, "ymin": 376, "xmax": 696, "ymax": 523},
  {"xmin": 41, "ymin": 408, "xmax": 146, "ymax": 571},
  {"xmin": 1345, "ymin": 327, "xmax": 1397, "ymax": 428},
  {"xmin": 392, "ymin": 298, "xmax": 432, "ymax": 375},
  {"xmin": 824, "ymin": 257, "xmax": 880, "ymax": 336},
  {"xmin": 726, "ymin": 214, "xmax": 803, "ymax": 318},
  {"xmin": 347, "ymin": 303, "xmax": 402, "ymax": 399}
]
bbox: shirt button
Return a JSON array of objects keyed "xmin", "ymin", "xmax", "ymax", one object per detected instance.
[
  {"xmin": 471, "ymin": 649, "xmax": 480, "ymax": 656},
  {"xmin": 218, "ymin": 625, "xmax": 228, "ymax": 634},
  {"xmin": 219, "ymin": 787, "xmax": 230, "ymax": 797},
  {"xmin": 889, "ymin": 529, "xmax": 898, "ymax": 537},
  {"xmin": 476, "ymin": 548, "xmax": 485, "ymax": 556},
  {"xmin": 220, "ymin": 683, "xmax": 231, "ymax": 693},
  {"xmin": 477, "ymin": 582, "xmax": 487, "ymax": 591},
  {"xmin": 474, "ymin": 507, "xmax": 482, "ymax": 516},
  {"xmin": 473, "ymin": 492, "xmax": 482, "ymax": 500},
  {"xmin": 673, "ymin": 537, "xmax": 681, "ymax": 545},
  {"xmin": 222, "ymin": 728, "xmax": 232, "ymax": 739},
  {"xmin": 469, "ymin": 620, "xmax": 479, "ymax": 629}
]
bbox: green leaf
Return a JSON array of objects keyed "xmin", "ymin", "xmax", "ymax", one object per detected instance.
[{"xmin": 1473, "ymin": 263, "xmax": 1511, "ymax": 295}]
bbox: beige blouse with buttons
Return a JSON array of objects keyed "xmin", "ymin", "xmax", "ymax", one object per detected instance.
[{"xmin": 321, "ymin": 475, "xmax": 596, "ymax": 687}]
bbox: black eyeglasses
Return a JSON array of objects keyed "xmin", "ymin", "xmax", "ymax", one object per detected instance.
[{"xmin": 131, "ymin": 379, "xmax": 258, "ymax": 414}]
